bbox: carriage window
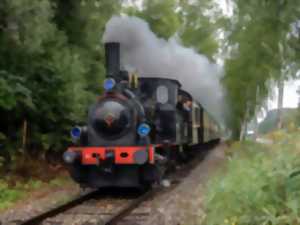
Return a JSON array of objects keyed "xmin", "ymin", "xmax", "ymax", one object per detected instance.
[{"xmin": 156, "ymin": 85, "xmax": 169, "ymax": 104}]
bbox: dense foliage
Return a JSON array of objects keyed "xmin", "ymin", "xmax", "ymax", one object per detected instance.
[
  {"xmin": 204, "ymin": 130, "xmax": 300, "ymax": 225},
  {"xmin": 222, "ymin": 0, "xmax": 300, "ymax": 138},
  {"xmin": 125, "ymin": 0, "xmax": 221, "ymax": 59},
  {"xmin": 259, "ymin": 108, "xmax": 298, "ymax": 134},
  {"xmin": 0, "ymin": 0, "xmax": 121, "ymax": 162}
]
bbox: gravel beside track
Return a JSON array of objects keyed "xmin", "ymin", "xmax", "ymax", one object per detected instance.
[
  {"xmin": 114, "ymin": 143, "xmax": 226, "ymax": 225},
  {"xmin": 0, "ymin": 142, "xmax": 225, "ymax": 225}
]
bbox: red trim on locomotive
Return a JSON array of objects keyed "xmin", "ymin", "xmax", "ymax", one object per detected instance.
[{"xmin": 67, "ymin": 145, "xmax": 155, "ymax": 165}]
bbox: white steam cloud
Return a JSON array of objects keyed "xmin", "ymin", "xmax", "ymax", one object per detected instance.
[{"xmin": 103, "ymin": 16, "xmax": 225, "ymax": 124}]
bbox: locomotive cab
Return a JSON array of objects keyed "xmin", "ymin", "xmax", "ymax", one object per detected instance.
[{"xmin": 138, "ymin": 77, "xmax": 181, "ymax": 144}]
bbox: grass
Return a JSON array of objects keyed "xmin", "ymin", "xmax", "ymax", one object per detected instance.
[
  {"xmin": 203, "ymin": 130, "xmax": 300, "ymax": 225},
  {"xmin": 0, "ymin": 176, "xmax": 74, "ymax": 211},
  {"xmin": 0, "ymin": 179, "xmax": 43, "ymax": 210},
  {"xmin": 0, "ymin": 149, "xmax": 77, "ymax": 211},
  {"xmin": 0, "ymin": 181, "xmax": 24, "ymax": 210}
]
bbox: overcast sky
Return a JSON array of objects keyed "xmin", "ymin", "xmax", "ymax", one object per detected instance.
[{"xmin": 269, "ymin": 80, "xmax": 300, "ymax": 109}]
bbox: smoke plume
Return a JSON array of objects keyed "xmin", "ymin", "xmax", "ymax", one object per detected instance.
[{"xmin": 103, "ymin": 16, "xmax": 225, "ymax": 124}]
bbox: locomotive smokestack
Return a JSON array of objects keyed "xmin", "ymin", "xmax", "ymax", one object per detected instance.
[{"xmin": 105, "ymin": 42, "xmax": 120, "ymax": 79}]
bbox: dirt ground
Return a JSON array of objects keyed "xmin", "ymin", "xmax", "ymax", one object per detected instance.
[
  {"xmin": 0, "ymin": 144, "xmax": 226, "ymax": 225},
  {"xmin": 139, "ymin": 143, "xmax": 226, "ymax": 225}
]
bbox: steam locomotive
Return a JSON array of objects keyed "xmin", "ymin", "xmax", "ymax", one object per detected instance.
[{"xmin": 63, "ymin": 42, "xmax": 220, "ymax": 188}]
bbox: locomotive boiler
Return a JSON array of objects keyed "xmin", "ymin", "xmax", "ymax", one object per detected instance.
[{"xmin": 63, "ymin": 42, "xmax": 220, "ymax": 188}]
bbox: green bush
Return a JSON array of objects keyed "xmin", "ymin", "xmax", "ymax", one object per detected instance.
[
  {"xmin": 0, "ymin": 181, "xmax": 24, "ymax": 210},
  {"xmin": 0, "ymin": 179, "xmax": 48, "ymax": 210},
  {"xmin": 204, "ymin": 132, "xmax": 300, "ymax": 225},
  {"xmin": 0, "ymin": 0, "xmax": 121, "ymax": 157}
]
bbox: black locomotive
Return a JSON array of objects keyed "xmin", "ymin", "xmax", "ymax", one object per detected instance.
[{"xmin": 63, "ymin": 42, "xmax": 220, "ymax": 188}]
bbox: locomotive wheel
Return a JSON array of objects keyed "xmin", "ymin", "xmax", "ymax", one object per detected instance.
[
  {"xmin": 140, "ymin": 164, "xmax": 163, "ymax": 188},
  {"xmin": 68, "ymin": 163, "xmax": 88, "ymax": 185},
  {"xmin": 176, "ymin": 145, "xmax": 190, "ymax": 163}
]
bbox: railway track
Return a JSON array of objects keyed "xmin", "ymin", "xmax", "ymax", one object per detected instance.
[
  {"xmin": 4, "ymin": 142, "xmax": 218, "ymax": 225},
  {"xmin": 12, "ymin": 187, "xmax": 158, "ymax": 225}
]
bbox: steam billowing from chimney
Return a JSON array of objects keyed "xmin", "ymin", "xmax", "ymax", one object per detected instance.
[{"xmin": 102, "ymin": 16, "xmax": 225, "ymax": 125}]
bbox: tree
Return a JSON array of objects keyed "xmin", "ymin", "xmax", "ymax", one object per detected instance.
[
  {"xmin": 223, "ymin": 0, "xmax": 300, "ymax": 139},
  {"xmin": 54, "ymin": 0, "xmax": 121, "ymax": 94},
  {"xmin": 277, "ymin": 79, "xmax": 284, "ymax": 129},
  {"xmin": 178, "ymin": 0, "xmax": 222, "ymax": 59},
  {"xmin": 126, "ymin": 0, "xmax": 181, "ymax": 39},
  {"xmin": 297, "ymin": 86, "xmax": 300, "ymax": 125},
  {"xmin": 0, "ymin": 0, "xmax": 122, "ymax": 159},
  {"xmin": 126, "ymin": 0, "xmax": 221, "ymax": 59}
]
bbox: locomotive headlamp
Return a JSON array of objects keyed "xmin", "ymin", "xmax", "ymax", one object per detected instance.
[
  {"xmin": 70, "ymin": 126, "xmax": 81, "ymax": 142},
  {"xmin": 103, "ymin": 78, "xmax": 116, "ymax": 91},
  {"xmin": 63, "ymin": 151, "xmax": 79, "ymax": 164},
  {"xmin": 137, "ymin": 123, "xmax": 151, "ymax": 137}
]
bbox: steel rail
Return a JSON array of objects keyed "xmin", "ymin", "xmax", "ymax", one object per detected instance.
[
  {"xmin": 103, "ymin": 188, "xmax": 160, "ymax": 225},
  {"xmin": 17, "ymin": 190, "xmax": 101, "ymax": 225}
]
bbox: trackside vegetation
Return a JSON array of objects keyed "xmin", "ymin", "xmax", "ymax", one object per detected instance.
[
  {"xmin": 203, "ymin": 130, "xmax": 300, "ymax": 225},
  {"xmin": 0, "ymin": 177, "xmax": 71, "ymax": 211}
]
